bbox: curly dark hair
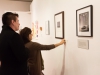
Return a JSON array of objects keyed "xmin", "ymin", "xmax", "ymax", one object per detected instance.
[{"xmin": 20, "ymin": 27, "xmax": 32, "ymax": 44}]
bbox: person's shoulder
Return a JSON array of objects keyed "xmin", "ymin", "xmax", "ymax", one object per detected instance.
[
  {"xmin": 5, "ymin": 30, "xmax": 18, "ymax": 37},
  {"xmin": 11, "ymin": 32, "xmax": 20, "ymax": 38},
  {"xmin": 13, "ymin": 32, "xmax": 19, "ymax": 36},
  {"xmin": 6, "ymin": 31, "xmax": 20, "ymax": 40},
  {"xmin": 25, "ymin": 41, "xmax": 39, "ymax": 47},
  {"xmin": 1, "ymin": 30, "xmax": 17, "ymax": 39},
  {"xmin": 26, "ymin": 41, "xmax": 36, "ymax": 45}
]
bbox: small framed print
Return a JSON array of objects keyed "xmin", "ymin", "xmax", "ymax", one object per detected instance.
[
  {"xmin": 45, "ymin": 21, "xmax": 50, "ymax": 35},
  {"xmin": 54, "ymin": 11, "xmax": 64, "ymax": 39},
  {"xmin": 76, "ymin": 5, "xmax": 93, "ymax": 37},
  {"xmin": 78, "ymin": 39, "xmax": 89, "ymax": 49}
]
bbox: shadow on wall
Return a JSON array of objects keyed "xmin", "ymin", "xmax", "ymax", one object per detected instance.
[
  {"xmin": 60, "ymin": 44, "xmax": 66, "ymax": 75},
  {"xmin": 52, "ymin": 44, "xmax": 66, "ymax": 75}
]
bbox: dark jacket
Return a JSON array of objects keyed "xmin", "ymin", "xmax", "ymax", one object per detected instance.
[
  {"xmin": 0, "ymin": 25, "xmax": 29, "ymax": 75},
  {"xmin": 25, "ymin": 41, "xmax": 55, "ymax": 75}
]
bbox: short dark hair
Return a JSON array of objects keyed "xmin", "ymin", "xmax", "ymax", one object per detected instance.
[
  {"xmin": 2, "ymin": 12, "xmax": 19, "ymax": 26},
  {"xmin": 20, "ymin": 27, "xmax": 32, "ymax": 44}
]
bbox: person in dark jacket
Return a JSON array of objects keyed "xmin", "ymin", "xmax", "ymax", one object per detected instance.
[
  {"xmin": 19, "ymin": 27, "xmax": 66, "ymax": 75},
  {"xmin": 0, "ymin": 12, "xmax": 29, "ymax": 75}
]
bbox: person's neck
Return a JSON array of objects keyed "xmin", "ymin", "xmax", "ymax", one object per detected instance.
[{"xmin": 9, "ymin": 25, "xmax": 16, "ymax": 31}]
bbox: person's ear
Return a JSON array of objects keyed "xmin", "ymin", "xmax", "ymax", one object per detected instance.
[{"xmin": 11, "ymin": 20, "xmax": 15, "ymax": 25}]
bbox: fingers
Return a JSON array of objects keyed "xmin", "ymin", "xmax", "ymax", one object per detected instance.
[
  {"xmin": 63, "ymin": 39, "xmax": 66, "ymax": 42},
  {"xmin": 60, "ymin": 39, "xmax": 65, "ymax": 44}
]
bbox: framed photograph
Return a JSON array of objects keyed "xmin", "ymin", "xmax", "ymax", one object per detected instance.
[
  {"xmin": 54, "ymin": 11, "xmax": 64, "ymax": 39},
  {"xmin": 76, "ymin": 5, "xmax": 93, "ymax": 37},
  {"xmin": 45, "ymin": 21, "xmax": 50, "ymax": 35}
]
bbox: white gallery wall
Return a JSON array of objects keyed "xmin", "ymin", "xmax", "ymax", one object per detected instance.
[
  {"xmin": 31, "ymin": 0, "xmax": 100, "ymax": 75},
  {"xmin": 0, "ymin": 1, "xmax": 31, "ymax": 32},
  {"xmin": 16, "ymin": 12, "xmax": 31, "ymax": 29}
]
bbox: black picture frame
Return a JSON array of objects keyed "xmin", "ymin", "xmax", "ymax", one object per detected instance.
[
  {"xmin": 76, "ymin": 5, "xmax": 93, "ymax": 37},
  {"xmin": 54, "ymin": 11, "xmax": 64, "ymax": 39}
]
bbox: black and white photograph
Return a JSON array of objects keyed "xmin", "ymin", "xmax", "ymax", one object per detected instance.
[
  {"xmin": 76, "ymin": 5, "xmax": 93, "ymax": 37},
  {"xmin": 54, "ymin": 11, "xmax": 64, "ymax": 39},
  {"xmin": 79, "ymin": 12, "xmax": 89, "ymax": 32},
  {"xmin": 57, "ymin": 21, "xmax": 60, "ymax": 28}
]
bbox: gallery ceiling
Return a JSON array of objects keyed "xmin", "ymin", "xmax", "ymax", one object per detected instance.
[{"xmin": 7, "ymin": 0, "xmax": 33, "ymax": 2}]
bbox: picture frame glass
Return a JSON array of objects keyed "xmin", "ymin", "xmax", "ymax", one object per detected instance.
[
  {"xmin": 55, "ymin": 14, "xmax": 63, "ymax": 37},
  {"xmin": 45, "ymin": 21, "xmax": 50, "ymax": 35}
]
